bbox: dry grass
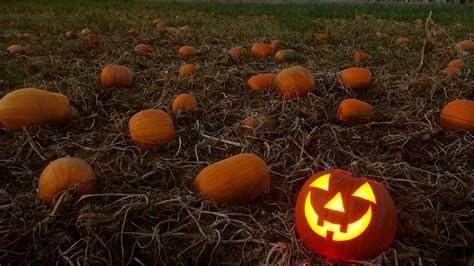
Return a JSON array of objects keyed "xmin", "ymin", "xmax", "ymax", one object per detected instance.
[{"xmin": 0, "ymin": 2, "xmax": 473, "ymax": 265}]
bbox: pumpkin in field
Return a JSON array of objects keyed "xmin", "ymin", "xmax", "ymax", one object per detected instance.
[
  {"xmin": 166, "ymin": 27, "xmax": 177, "ymax": 34},
  {"xmin": 447, "ymin": 59, "xmax": 464, "ymax": 68},
  {"xmin": 275, "ymin": 66, "xmax": 315, "ymax": 100},
  {"xmin": 340, "ymin": 67, "xmax": 372, "ymax": 89},
  {"xmin": 178, "ymin": 46, "xmax": 197, "ymax": 58},
  {"xmin": 84, "ymin": 34, "xmax": 98, "ymax": 45},
  {"xmin": 415, "ymin": 18, "xmax": 424, "ymax": 25},
  {"xmin": 229, "ymin": 47, "xmax": 247, "ymax": 61},
  {"xmin": 441, "ymin": 66, "xmax": 462, "ymax": 78},
  {"xmin": 251, "ymin": 43, "xmax": 273, "ymax": 58},
  {"xmin": 39, "ymin": 157, "xmax": 96, "ymax": 206},
  {"xmin": 156, "ymin": 21, "xmax": 167, "ymax": 30},
  {"xmin": 134, "ymin": 44, "xmax": 153, "ymax": 55},
  {"xmin": 0, "ymin": 88, "xmax": 79, "ymax": 131},
  {"xmin": 247, "ymin": 73, "xmax": 276, "ymax": 91},
  {"xmin": 435, "ymin": 28, "xmax": 445, "ymax": 38},
  {"xmin": 354, "ymin": 52, "xmax": 369, "ymax": 64},
  {"xmin": 315, "ymin": 33, "xmax": 328, "ymax": 43},
  {"xmin": 470, "ymin": 32, "xmax": 474, "ymax": 38},
  {"xmin": 337, "ymin": 99, "xmax": 374, "ymax": 125},
  {"xmin": 180, "ymin": 25, "xmax": 191, "ymax": 32},
  {"xmin": 241, "ymin": 114, "xmax": 278, "ymax": 136},
  {"xmin": 179, "ymin": 64, "xmax": 198, "ymax": 76},
  {"xmin": 275, "ymin": 49, "xmax": 300, "ymax": 61},
  {"xmin": 456, "ymin": 40, "xmax": 474, "ymax": 53},
  {"xmin": 375, "ymin": 32, "xmax": 389, "ymax": 38},
  {"xmin": 80, "ymin": 28, "xmax": 91, "ymax": 36},
  {"xmin": 6, "ymin": 44, "xmax": 25, "ymax": 55},
  {"xmin": 295, "ymin": 169, "xmax": 397, "ymax": 260},
  {"xmin": 438, "ymin": 47, "xmax": 453, "ymax": 56},
  {"xmin": 128, "ymin": 109, "xmax": 176, "ymax": 150},
  {"xmin": 270, "ymin": 40, "xmax": 281, "ymax": 51},
  {"xmin": 194, "ymin": 153, "xmax": 270, "ymax": 205},
  {"xmin": 128, "ymin": 28, "xmax": 140, "ymax": 38},
  {"xmin": 100, "ymin": 64, "xmax": 133, "ymax": 88},
  {"xmin": 64, "ymin": 31, "xmax": 77, "ymax": 39},
  {"xmin": 172, "ymin": 93, "xmax": 198, "ymax": 113},
  {"xmin": 396, "ymin": 37, "xmax": 408, "ymax": 46},
  {"xmin": 439, "ymin": 99, "xmax": 474, "ymax": 133}
]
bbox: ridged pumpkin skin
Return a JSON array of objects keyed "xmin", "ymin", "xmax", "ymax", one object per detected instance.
[
  {"xmin": 337, "ymin": 99, "xmax": 374, "ymax": 124},
  {"xmin": 456, "ymin": 40, "xmax": 474, "ymax": 53},
  {"xmin": 251, "ymin": 43, "xmax": 273, "ymax": 58},
  {"xmin": 172, "ymin": 93, "xmax": 198, "ymax": 113},
  {"xmin": 194, "ymin": 153, "xmax": 270, "ymax": 205},
  {"xmin": 296, "ymin": 169, "xmax": 397, "ymax": 260},
  {"xmin": 0, "ymin": 88, "xmax": 78, "ymax": 131},
  {"xmin": 6, "ymin": 45, "xmax": 26, "ymax": 55},
  {"xmin": 178, "ymin": 46, "xmax": 197, "ymax": 58},
  {"xmin": 354, "ymin": 52, "xmax": 369, "ymax": 63},
  {"xmin": 440, "ymin": 99, "xmax": 474, "ymax": 133},
  {"xmin": 229, "ymin": 47, "xmax": 247, "ymax": 61},
  {"xmin": 275, "ymin": 66, "xmax": 315, "ymax": 99},
  {"xmin": 340, "ymin": 67, "xmax": 372, "ymax": 89},
  {"xmin": 134, "ymin": 44, "xmax": 153, "ymax": 55},
  {"xmin": 247, "ymin": 73, "xmax": 276, "ymax": 91},
  {"xmin": 39, "ymin": 157, "xmax": 96, "ymax": 206},
  {"xmin": 100, "ymin": 64, "xmax": 133, "ymax": 88},
  {"xmin": 275, "ymin": 49, "xmax": 299, "ymax": 61},
  {"xmin": 447, "ymin": 59, "xmax": 464, "ymax": 68},
  {"xmin": 179, "ymin": 64, "xmax": 198, "ymax": 76},
  {"xmin": 128, "ymin": 109, "xmax": 176, "ymax": 150}
]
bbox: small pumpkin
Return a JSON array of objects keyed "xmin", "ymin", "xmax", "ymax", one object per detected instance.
[
  {"xmin": 166, "ymin": 27, "xmax": 177, "ymax": 34},
  {"xmin": 340, "ymin": 67, "xmax": 372, "ymax": 90},
  {"xmin": 172, "ymin": 93, "xmax": 198, "ymax": 113},
  {"xmin": 100, "ymin": 64, "xmax": 133, "ymax": 88},
  {"xmin": 180, "ymin": 25, "xmax": 191, "ymax": 32},
  {"xmin": 6, "ymin": 44, "xmax": 25, "ymax": 55},
  {"xmin": 456, "ymin": 40, "xmax": 474, "ymax": 53},
  {"xmin": 447, "ymin": 59, "xmax": 464, "ymax": 68},
  {"xmin": 241, "ymin": 114, "xmax": 277, "ymax": 136},
  {"xmin": 470, "ymin": 32, "xmax": 474, "ymax": 39},
  {"xmin": 194, "ymin": 153, "xmax": 270, "ymax": 205},
  {"xmin": 229, "ymin": 47, "xmax": 247, "ymax": 61},
  {"xmin": 39, "ymin": 157, "xmax": 96, "ymax": 206},
  {"xmin": 275, "ymin": 66, "xmax": 315, "ymax": 100},
  {"xmin": 315, "ymin": 33, "xmax": 328, "ymax": 44},
  {"xmin": 0, "ymin": 88, "xmax": 79, "ymax": 131},
  {"xmin": 415, "ymin": 18, "xmax": 424, "ymax": 25},
  {"xmin": 439, "ymin": 99, "xmax": 474, "ymax": 133},
  {"xmin": 438, "ymin": 47, "xmax": 453, "ymax": 56},
  {"xmin": 275, "ymin": 49, "xmax": 299, "ymax": 61},
  {"xmin": 64, "ymin": 31, "xmax": 77, "ymax": 39},
  {"xmin": 156, "ymin": 21, "xmax": 167, "ymax": 30},
  {"xmin": 375, "ymin": 32, "xmax": 389, "ymax": 38},
  {"xmin": 247, "ymin": 73, "xmax": 276, "ymax": 91},
  {"xmin": 354, "ymin": 51, "xmax": 369, "ymax": 64},
  {"xmin": 178, "ymin": 46, "xmax": 197, "ymax": 58},
  {"xmin": 251, "ymin": 43, "xmax": 273, "ymax": 58},
  {"xmin": 441, "ymin": 66, "xmax": 462, "ymax": 78},
  {"xmin": 179, "ymin": 64, "xmax": 198, "ymax": 76},
  {"xmin": 80, "ymin": 28, "xmax": 92, "ymax": 36},
  {"xmin": 435, "ymin": 28, "xmax": 445, "ymax": 38},
  {"xmin": 337, "ymin": 99, "xmax": 374, "ymax": 125},
  {"xmin": 84, "ymin": 34, "xmax": 98, "ymax": 45},
  {"xmin": 396, "ymin": 37, "xmax": 408, "ymax": 46},
  {"xmin": 128, "ymin": 28, "xmax": 140, "ymax": 38},
  {"xmin": 128, "ymin": 109, "xmax": 176, "ymax": 150},
  {"xmin": 270, "ymin": 40, "xmax": 281, "ymax": 51},
  {"xmin": 134, "ymin": 44, "xmax": 153, "ymax": 55}
]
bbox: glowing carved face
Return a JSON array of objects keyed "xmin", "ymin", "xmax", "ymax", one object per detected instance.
[{"xmin": 303, "ymin": 174, "xmax": 376, "ymax": 241}]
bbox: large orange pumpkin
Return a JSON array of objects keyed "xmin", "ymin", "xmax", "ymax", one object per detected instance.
[
  {"xmin": 194, "ymin": 153, "xmax": 270, "ymax": 205},
  {"xmin": 178, "ymin": 46, "xmax": 197, "ymax": 58},
  {"xmin": 251, "ymin": 43, "xmax": 273, "ymax": 58},
  {"xmin": 247, "ymin": 73, "xmax": 276, "ymax": 91},
  {"xmin": 0, "ymin": 88, "xmax": 79, "ymax": 131},
  {"xmin": 340, "ymin": 67, "xmax": 372, "ymax": 89},
  {"xmin": 439, "ymin": 99, "xmax": 474, "ymax": 133},
  {"xmin": 275, "ymin": 66, "xmax": 315, "ymax": 99},
  {"xmin": 128, "ymin": 109, "xmax": 176, "ymax": 150},
  {"xmin": 337, "ymin": 99, "xmax": 374, "ymax": 125},
  {"xmin": 179, "ymin": 64, "xmax": 198, "ymax": 76},
  {"xmin": 100, "ymin": 64, "xmax": 133, "ymax": 88},
  {"xmin": 296, "ymin": 169, "xmax": 397, "ymax": 260},
  {"xmin": 172, "ymin": 93, "xmax": 198, "ymax": 113},
  {"xmin": 229, "ymin": 47, "xmax": 247, "ymax": 61},
  {"xmin": 6, "ymin": 44, "xmax": 26, "ymax": 55},
  {"xmin": 39, "ymin": 157, "xmax": 96, "ymax": 206}
]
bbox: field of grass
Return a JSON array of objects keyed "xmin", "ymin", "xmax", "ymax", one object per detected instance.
[{"xmin": 1, "ymin": 0, "xmax": 473, "ymax": 265}]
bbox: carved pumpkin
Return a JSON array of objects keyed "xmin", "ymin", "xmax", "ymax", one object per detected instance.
[
  {"xmin": 128, "ymin": 109, "xmax": 176, "ymax": 150},
  {"xmin": 296, "ymin": 169, "xmax": 397, "ymax": 260},
  {"xmin": 134, "ymin": 44, "xmax": 153, "ymax": 55},
  {"xmin": 447, "ymin": 59, "xmax": 464, "ymax": 68},
  {"xmin": 128, "ymin": 28, "xmax": 140, "ymax": 38},
  {"xmin": 179, "ymin": 64, "xmax": 198, "ymax": 76},
  {"xmin": 337, "ymin": 99, "xmax": 374, "ymax": 125},
  {"xmin": 6, "ymin": 44, "xmax": 26, "ymax": 55},
  {"xmin": 396, "ymin": 37, "xmax": 408, "ymax": 46},
  {"xmin": 0, "ymin": 88, "xmax": 79, "ymax": 131},
  {"xmin": 229, "ymin": 47, "xmax": 247, "ymax": 61},
  {"xmin": 315, "ymin": 33, "xmax": 328, "ymax": 43},
  {"xmin": 172, "ymin": 93, "xmax": 198, "ymax": 113},
  {"xmin": 247, "ymin": 73, "xmax": 276, "ymax": 91},
  {"xmin": 439, "ymin": 99, "xmax": 474, "ymax": 133},
  {"xmin": 64, "ymin": 31, "xmax": 77, "ymax": 39},
  {"xmin": 456, "ymin": 40, "xmax": 474, "ymax": 53},
  {"xmin": 340, "ymin": 67, "xmax": 372, "ymax": 89},
  {"xmin": 354, "ymin": 52, "xmax": 369, "ymax": 64},
  {"xmin": 100, "ymin": 64, "xmax": 133, "ymax": 88},
  {"xmin": 84, "ymin": 34, "xmax": 98, "ymax": 45},
  {"xmin": 275, "ymin": 49, "xmax": 299, "ymax": 61},
  {"xmin": 275, "ymin": 66, "xmax": 315, "ymax": 99},
  {"xmin": 251, "ymin": 43, "xmax": 273, "ymax": 58},
  {"xmin": 39, "ymin": 157, "xmax": 96, "ymax": 206},
  {"xmin": 178, "ymin": 46, "xmax": 197, "ymax": 58},
  {"xmin": 194, "ymin": 153, "xmax": 270, "ymax": 205}
]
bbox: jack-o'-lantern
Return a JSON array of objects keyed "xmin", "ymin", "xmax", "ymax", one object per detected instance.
[{"xmin": 295, "ymin": 169, "xmax": 397, "ymax": 260}]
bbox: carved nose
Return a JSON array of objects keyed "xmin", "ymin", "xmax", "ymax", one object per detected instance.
[{"xmin": 324, "ymin": 192, "xmax": 345, "ymax": 212}]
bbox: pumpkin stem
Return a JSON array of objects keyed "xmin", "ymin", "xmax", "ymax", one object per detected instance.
[
  {"xmin": 70, "ymin": 106, "xmax": 80, "ymax": 120},
  {"xmin": 351, "ymin": 161, "xmax": 361, "ymax": 178}
]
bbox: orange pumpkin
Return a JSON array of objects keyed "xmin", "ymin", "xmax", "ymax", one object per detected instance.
[
  {"xmin": 456, "ymin": 40, "xmax": 474, "ymax": 53},
  {"xmin": 270, "ymin": 40, "xmax": 281, "ymax": 51},
  {"xmin": 64, "ymin": 31, "xmax": 77, "ymax": 39},
  {"xmin": 440, "ymin": 99, "xmax": 474, "ymax": 133},
  {"xmin": 247, "ymin": 73, "xmax": 276, "ymax": 91},
  {"xmin": 438, "ymin": 47, "xmax": 453, "ymax": 56},
  {"xmin": 229, "ymin": 47, "xmax": 247, "ymax": 61},
  {"xmin": 275, "ymin": 49, "xmax": 299, "ymax": 61},
  {"xmin": 447, "ymin": 59, "xmax": 464, "ymax": 68},
  {"xmin": 251, "ymin": 43, "xmax": 273, "ymax": 58},
  {"xmin": 275, "ymin": 66, "xmax": 315, "ymax": 99},
  {"xmin": 128, "ymin": 28, "xmax": 140, "ymax": 38},
  {"xmin": 435, "ymin": 28, "xmax": 445, "ymax": 38},
  {"xmin": 315, "ymin": 33, "xmax": 328, "ymax": 43},
  {"xmin": 0, "ymin": 88, "xmax": 79, "ymax": 131},
  {"xmin": 178, "ymin": 46, "xmax": 197, "ymax": 58},
  {"xmin": 84, "ymin": 34, "xmax": 98, "ymax": 45},
  {"xmin": 100, "ymin": 64, "xmax": 133, "ymax": 88},
  {"xmin": 340, "ymin": 67, "xmax": 372, "ymax": 89},
  {"xmin": 80, "ymin": 28, "xmax": 91, "ymax": 36},
  {"xmin": 172, "ymin": 93, "xmax": 198, "ymax": 113},
  {"xmin": 134, "ymin": 44, "xmax": 153, "ymax": 55},
  {"xmin": 128, "ymin": 109, "xmax": 176, "ymax": 150},
  {"xmin": 441, "ymin": 66, "xmax": 462, "ymax": 78},
  {"xmin": 6, "ymin": 44, "xmax": 26, "ymax": 55},
  {"xmin": 396, "ymin": 37, "xmax": 408, "ymax": 46},
  {"xmin": 354, "ymin": 51, "xmax": 369, "ymax": 64},
  {"xmin": 241, "ymin": 114, "xmax": 277, "ymax": 136},
  {"xmin": 179, "ymin": 64, "xmax": 198, "ymax": 76},
  {"xmin": 194, "ymin": 153, "xmax": 270, "ymax": 205},
  {"xmin": 156, "ymin": 21, "xmax": 167, "ymax": 30},
  {"xmin": 337, "ymin": 99, "xmax": 374, "ymax": 125},
  {"xmin": 39, "ymin": 157, "xmax": 96, "ymax": 206}
]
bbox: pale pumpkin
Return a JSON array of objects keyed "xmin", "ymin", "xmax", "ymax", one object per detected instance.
[
  {"xmin": 80, "ymin": 28, "xmax": 91, "ymax": 36},
  {"xmin": 128, "ymin": 109, "xmax": 176, "ymax": 150},
  {"xmin": 340, "ymin": 67, "xmax": 372, "ymax": 89},
  {"xmin": 275, "ymin": 66, "xmax": 315, "ymax": 99},
  {"xmin": 247, "ymin": 73, "xmax": 276, "ymax": 91},
  {"xmin": 84, "ymin": 34, "xmax": 98, "ymax": 45},
  {"xmin": 172, "ymin": 93, "xmax": 198, "ymax": 113},
  {"xmin": 100, "ymin": 64, "xmax": 133, "ymax": 88},
  {"xmin": 440, "ymin": 99, "xmax": 474, "ymax": 133}
]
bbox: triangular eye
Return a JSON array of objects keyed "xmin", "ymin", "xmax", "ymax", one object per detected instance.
[
  {"xmin": 309, "ymin": 174, "xmax": 330, "ymax": 191},
  {"xmin": 352, "ymin": 182, "xmax": 376, "ymax": 204}
]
